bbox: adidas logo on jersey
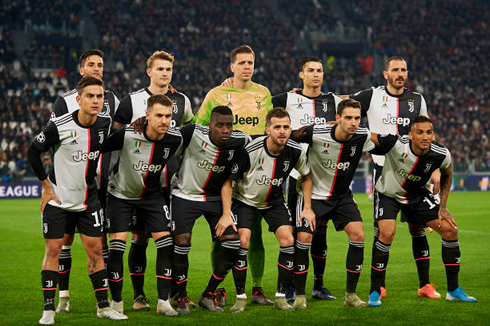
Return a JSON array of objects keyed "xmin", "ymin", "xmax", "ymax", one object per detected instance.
[
  {"xmin": 133, "ymin": 149, "xmax": 141, "ymax": 154},
  {"xmin": 382, "ymin": 103, "xmax": 389, "ymax": 108},
  {"xmin": 70, "ymin": 139, "xmax": 78, "ymax": 145},
  {"xmin": 199, "ymin": 149, "xmax": 206, "ymax": 154},
  {"xmin": 322, "ymin": 149, "xmax": 329, "ymax": 154},
  {"xmin": 257, "ymin": 166, "xmax": 264, "ymax": 171}
]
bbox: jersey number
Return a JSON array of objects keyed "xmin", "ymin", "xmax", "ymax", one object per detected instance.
[{"xmin": 92, "ymin": 209, "xmax": 104, "ymax": 227}]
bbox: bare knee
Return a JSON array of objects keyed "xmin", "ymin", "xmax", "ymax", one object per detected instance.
[
  {"xmin": 219, "ymin": 233, "xmax": 239, "ymax": 242},
  {"xmin": 296, "ymin": 232, "xmax": 312, "ymax": 244},
  {"xmin": 348, "ymin": 231, "xmax": 365, "ymax": 242}
]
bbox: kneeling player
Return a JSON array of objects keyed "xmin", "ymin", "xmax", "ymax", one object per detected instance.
[
  {"xmin": 293, "ymin": 99, "xmax": 375, "ymax": 307},
  {"xmin": 368, "ymin": 116, "xmax": 477, "ymax": 306},
  {"xmin": 28, "ymin": 77, "xmax": 127, "ymax": 324},
  {"xmin": 221, "ymin": 108, "xmax": 315, "ymax": 312},
  {"xmin": 171, "ymin": 106, "xmax": 250, "ymax": 314},
  {"xmin": 104, "ymin": 95, "xmax": 183, "ymax": 316}
]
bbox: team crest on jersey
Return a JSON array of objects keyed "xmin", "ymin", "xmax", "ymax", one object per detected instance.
[
  {"xmin": 133, "ymin": 141, "xmax": 141, "ymax": 154},
  {"xmin": 283, "ymin": 161, "xmax": 290, "ymax": 172},
  {"xmin": 172, "ymin": 101, "xmax": 178, "ymax": 113},
  {"xmin": 350, "ymin": 145, "xmax": 357, "ymax": 157},
  {"xmin": 199, "ymin": 141, "xmax": 208, "ymax": 154},
  {"xmin": 227, "ymin": 150, "xmax": 234, "ymax": 161},
  {"xmin": 163, "ymin": 147, "xmax": 170, "ymax": 159},
  {"xmin": 408, "ymin": 100, "xmax": 415, "ymax": 112},
  {"xmin": 255, "ymin": 96, "xmax": 262, "ymax": 110},
  {"xmin": 231, "ymin": 162, "xmax": 239, "ymax": 174},
  {"xmin": 322, "ymin": 100, "xmax": 328, "ymax": 112},
  {"xmin": 98, "ymin": 131, "xmax": 105, "ymax": 144},
  {"xmin": 423, "ymin": 162, "xmax": 432, "ymax": 173},
  {"xmin": 36, "ymin": 132, "xmax": 46, "ymax": 143}
]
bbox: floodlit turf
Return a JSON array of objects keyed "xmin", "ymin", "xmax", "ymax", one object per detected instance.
[{"xmin": 0, "ymin": 192, "xmax": 489, "ymax": 325}]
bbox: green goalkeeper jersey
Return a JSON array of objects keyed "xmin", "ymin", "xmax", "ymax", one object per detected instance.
[{"xmin": 194, "ymin": 82, "xmax": 273, "ymax": 136}]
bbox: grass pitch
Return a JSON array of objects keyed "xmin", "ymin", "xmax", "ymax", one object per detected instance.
[{"xmin": 0, "ymin": 191, "xmax": 489, "ymax": 325}]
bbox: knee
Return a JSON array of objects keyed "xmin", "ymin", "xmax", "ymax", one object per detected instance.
[
  {"xmin": 45, "ymin": 244, "xmax": 62, "ymax": 259},
  {"xmin": 297, "ymin": 232, "xmax": 312, "ymax": 244},
  {"xmin": 441, "ymin": 228, "xmax": 458, "ymax": 241},
  {"xmin": 279, "ymin": 234, "xmax": 294, "ymax": 247},
  {"xmin": 349, "ymin": 231, "xmax": 365, "ymax": 242},
  {"xmin": 378, "ymin": 229, "xmax": 395, "ymax": 244}
]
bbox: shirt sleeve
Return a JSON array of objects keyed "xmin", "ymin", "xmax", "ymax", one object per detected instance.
[
  {"xmin": 193, "ymin": 89, "xmax": 216, "ymax": 125},
  {"xmin": 377, "ymin": 134, "xmax": 399, "ymax": 153},
  {"xmin": 182, "ymin": 94, "xmax": 194, "ymax": 124},
  {"xmin": 229, "ymin": 148, "xmax": 250, "ymax": 181},
  {"xmin": 27, "ymin": 122, "xmax": 60, "ymax": 180},
  {"xmin": 297, "ymin": 125, "xmax": 314, "ymax": 144},
  {"xmin": 272, "ymin": 93, "xmax": 287, "ymax": 108},
  {"xmin": 294, "ymin": 147, "xmax": 310, "ymax": 177},
  {"xmin": 349, "ymin": 88, "xmax": 373, "ymax": 117},
  {"xmin": 362, "ymin": 131, "xmax": 376, "ymax": 152},
  {"xmin": 419, "ymin": 95, "xmax": 428, "ymax": 117},
  {"xmin": 51, "ymin": 96, "xmax": 68, "ymax": 118},
  {"xmin": 440, "ymin": 148, "xmax": 452, "ymax": 169},
  {"xmin": 102, "ymin": 127, "xmax": 125, "ymax": 152},
  {"xmin": 179, "ymin": 124, "xmax": 196, "ymax": 148},
  {"xmin": 114, "ymin": 95, "xmax": 133, "ymax": 125}
]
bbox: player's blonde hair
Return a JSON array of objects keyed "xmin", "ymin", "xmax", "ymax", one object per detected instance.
[{"xmin": 146, "ymin": 51, "xmax": 175, "ymax": 69}]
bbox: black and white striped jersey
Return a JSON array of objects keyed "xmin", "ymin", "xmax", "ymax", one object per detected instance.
[
  {"xmin": 51, "ymin": 87, "xmax": 119, "ymax": 191},
  {"xmin": 374, "ymin": 134, "xmax": 451, "ymax": 204},
  {"xmin": 230, "ymin": 136, "xmax": 309, "ymax": 208},
  {"xmin": 272, "ymin": 91, "xmax": 341, "ymax": 130},
  {"xmin": 298, "ymin": 125, "xmax": 375, "ymax": 200},
  {"xmin": 171, "ymin": 124, "xmax": 250, "ymax": 202},
  {"xmin": 349, "ymin": 86, "xmax": 427, "ymax": 166},
  {"xmin": 30, "ymin": 111, "xmax": 111, "ymax": 211},
  {"xmin": 104, "ymin": 126, "xmax": 183, "ymax": 200},
  {"xmin": 114, "ymin": 86, "xmax": 193, "ymax": 127}
]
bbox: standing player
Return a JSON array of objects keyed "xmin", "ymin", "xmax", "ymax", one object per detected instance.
[
  {"xmin": 171, "ymin": 106, "xmax": 250, "ymax": 314},
  {"xmin": 104, "ymin": 95, "xmax": 183, "ymax": 316},
  {"xmin": 113, "ymin": 50, "xmax": 194, "ymax": 310},
  {"xmin": 272, "ymin": 56, "xmax": 341, "ymax": 301},
  {"xmin": 292, "ymin": 99, "xmax": 374, "ymax": 307},
  {"xmin": 28, "ymin": 77, "xmax": 127, "ymax": 324},
  {"xmin": 50, "ymin": 49, "xmax": 119, "ymax": 314},
  {"xmin": 194, "ymin": 45, "xmax": 274, "ymax": 305},
  {"xmin": 368, "ymin": 116, "xmax": 476, "ymax": 306},
  {"xmin": 345, "ymin": 56, "xmax": 439, "ymax": 298},
  {"xmin": 221, "ymin": 108, "xmax": 315, "ymax": 312}
]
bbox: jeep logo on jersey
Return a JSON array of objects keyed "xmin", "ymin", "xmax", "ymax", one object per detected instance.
[
  {"xmin": 234, "ymin": 115, "xmax": 259, "ymax": 127},
  {"xmin": 197, "ymin": 160, "xmax": 226, "ymax": 173},
  {"xmin": 162, "ymin": 148, "xmax": 170, "ymax": 159},
  {"xmin": 256, "ymin": 175, "xmax": 284, "ymax": 186},
  {"xmin": 424, "ymin": 162, "xmax": 432, "ymax": 173},
  {"xmin": 322, "ymin": 160, "xmax": 350, "ymax": 171},
  {"xmin": 395, "ymin": 168, "xmax": 422, "ymax": 181},
  {"xmin": 283, "ymin": 161, "xmax": 290, "ymax": 172},
  {"xmin": 133, "ymin": 161, "xmax": 162, "ymax": 172},
  {"xmin": 382, "ymin": 114, "xmax": 410, "ymax": 127},
  {"xmin": 73, "ymin": 150, "xmax": 100, "ymax": 162},
  {"xmin": 299, "ymin": 115, "xmax": 326, "ymax": 125}
]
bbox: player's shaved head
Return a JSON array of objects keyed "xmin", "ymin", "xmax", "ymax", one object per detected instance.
[
  {"xmin": 210, "ymin": 106, "xmax": 233, "ymax": 122},
  {"xmin": 147, "ymin": 94, "xmax": 173, "ymax": 112},
  {"xmin": 76, "ymin": 76, "xmax": 104, "ymax": 95}
]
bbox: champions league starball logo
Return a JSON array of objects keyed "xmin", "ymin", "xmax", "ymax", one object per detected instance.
[{"xmin": 36, "ymin": 132, "xmax": 46, "ymax": 143}]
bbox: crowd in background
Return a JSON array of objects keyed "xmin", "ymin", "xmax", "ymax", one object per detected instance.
[{"xmin": 1, "ymin": 0, "xmax": 489, "ymax": 182}]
